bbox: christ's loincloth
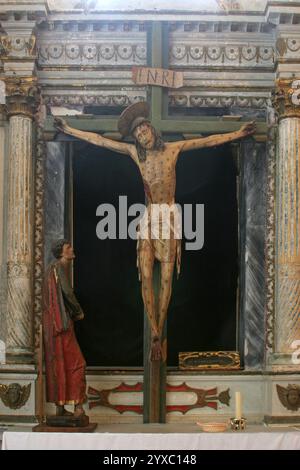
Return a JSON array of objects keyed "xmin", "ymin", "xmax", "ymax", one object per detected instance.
[{"xmin": 136, "ymin": 203, "xmax": 182, "ymax": 279}]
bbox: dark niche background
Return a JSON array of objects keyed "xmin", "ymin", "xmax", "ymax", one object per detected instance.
[{"xmin": 73, "ymin": 141, "xmax": 238, "ymax": 367}]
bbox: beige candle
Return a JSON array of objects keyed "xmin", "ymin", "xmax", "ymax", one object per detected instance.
[{"xmin": 235, "ymin": 391, "xmax": 242, "ymax": 419}]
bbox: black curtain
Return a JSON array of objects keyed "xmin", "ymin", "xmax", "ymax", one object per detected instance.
[{"xmin": 73, "ymin": 142, "xmax": 238, "ymax": 367}]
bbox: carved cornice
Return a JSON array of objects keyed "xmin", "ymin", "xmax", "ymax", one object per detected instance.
[
  {"xmin": 5, "ymin": 78, "xmax": 40, "ymax": 118},
  {"xmin": 274, "ymin": 79, "xmax": 300, "ymax": 119}
]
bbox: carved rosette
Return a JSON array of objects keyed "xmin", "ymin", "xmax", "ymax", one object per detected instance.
[
  {"xmin": 274, "ymin": 79, "xmax": 300, "ymax": 120},
  {"xmin": 5, "ymin": 78, "xmax": 39, "ymax": 119}
]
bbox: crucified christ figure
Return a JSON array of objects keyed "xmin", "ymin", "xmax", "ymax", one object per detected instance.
[{"xmin": 54, "ymin": 102, "xmax": 255, "ymax": 362}]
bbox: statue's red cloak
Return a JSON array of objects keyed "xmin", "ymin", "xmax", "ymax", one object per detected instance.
[{"xmin": 42, "ymin": 262, "xmax": 86, "ymax": 405}]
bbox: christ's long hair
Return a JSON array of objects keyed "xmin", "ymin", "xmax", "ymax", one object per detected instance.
[{"xmin": 135, "ymin": 125, "xmax": 166, "ymax": 162}]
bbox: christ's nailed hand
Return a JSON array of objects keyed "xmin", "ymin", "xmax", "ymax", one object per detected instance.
[
  {"xmin": 54, "ymin": 116, "xmax": 68, "ymax": 133},
  {"xmin": 240, "ymin": 121, "xmax": 256, "ymax": 137}
]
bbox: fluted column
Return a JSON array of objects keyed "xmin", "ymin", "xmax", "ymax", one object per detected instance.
[
  {"xmin": 5, "ymin": 78, "xmax": 39, "ymax": 363},
  {"xmin": 0, "ymin": 104, "xmax": 7, "ymax": 345},
  {"xmin": 274, "ymin": 79, "xmax": 300, "ymax": 364}
]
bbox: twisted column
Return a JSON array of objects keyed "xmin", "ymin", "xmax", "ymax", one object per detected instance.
[
  {"xmin": 274, "ymin": 79, "xmax": 300, "ymax": 361},
  {"xmin": 6, "ymin": 78, "xmax": 39, "ymax": 363}
]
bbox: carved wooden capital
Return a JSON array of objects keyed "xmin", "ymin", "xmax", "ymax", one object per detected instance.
[
  {"xmin": 5, "ymin": 77, "xmax": 40, "ymax": 119},
  {"xmin": 274, "ymin": 79, "xmax": 300, "ymax": 120}
]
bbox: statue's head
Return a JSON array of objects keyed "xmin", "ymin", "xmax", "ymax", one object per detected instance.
[
  {"xmin": 118, "ymin": 102, "xmax": 165, "ymax": 161},
  {"xmin": 51, "ymin": 239, "xmax": 74, "ymax": 260}
]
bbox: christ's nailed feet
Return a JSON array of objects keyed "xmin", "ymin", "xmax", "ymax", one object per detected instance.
[{"xmin": 150, "ymin": 336, "xmax": 162, "ymax": 362}]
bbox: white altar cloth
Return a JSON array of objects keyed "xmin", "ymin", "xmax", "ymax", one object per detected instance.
[{"xmin": 2, "ymin": 425, "xmax": 300, "ymax": 450}]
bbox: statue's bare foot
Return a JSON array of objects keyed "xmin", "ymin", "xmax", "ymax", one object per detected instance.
[{"xmin": 150, "ymin": 336, "xmax": 162, "ymax": 361}]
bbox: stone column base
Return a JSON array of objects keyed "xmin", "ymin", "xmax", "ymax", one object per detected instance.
[
  {"xmin": 267, "ymin": 353, "xmax": 300, "ymax": 372},
  {"xmin": 264, "ymin": 374, "xmax": 300, "ymax": 425},
  {"xmin": 0, "ymin": 364, "xmax": 37, "ymax": 424}
]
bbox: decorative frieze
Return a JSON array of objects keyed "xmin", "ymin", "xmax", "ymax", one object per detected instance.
[
  {"xmin": 39, "ymin": 42, "xmax": 146, "ymax": 63},
  {"xmin": 169, "ymin": 44, "xmax": 274, "ymax": 67},
  {"xmin": 0, "ymin": 34, "xmax": 36, "ymax": 59},
  {"xmin": 37, "ymin": 35, "xmax": 147, "ymax": 67},
  {"xmin": 33, "ymin": 126, "xmax": 45, "ymax": 349},
  {"xmin": 274, "ymin": 79, "xmax": 300, "ymax": 120},
  {"xmin": 169, "ymin": 93, "xmax": 269, "ymax": 109},
  {"xmin": 88, "ymin": 382, "xmax": 230, "ymax": 415},
  {"xmin": 265, "ymin": 139, "xmax": 276, "ymax": 353},
  {"xmin": 42, "ymin": 91, "xmax": 269, "ymax": 110},
  {"xmin": 43, "ymin": 92, "xmax": 146, "ymax": 108}
]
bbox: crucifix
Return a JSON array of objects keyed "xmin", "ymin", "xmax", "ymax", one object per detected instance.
[{"xmin": 50, "ymin": 22, "xmax": 262, "ymax": 423}]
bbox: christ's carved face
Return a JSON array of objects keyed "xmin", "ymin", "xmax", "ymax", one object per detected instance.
[{"xmin": 133, "ymin": 123, "xmax": 155, "ymax": 150}]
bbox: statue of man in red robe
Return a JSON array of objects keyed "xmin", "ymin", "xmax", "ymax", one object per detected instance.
[{"xmin": 43, "ymin": 239, "xmax": 86, "ymax": 417}]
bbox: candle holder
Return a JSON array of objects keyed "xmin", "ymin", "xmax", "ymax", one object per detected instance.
[{"xmin": 230, "ymin": 417, "xmax": 247, "ymax": 431}]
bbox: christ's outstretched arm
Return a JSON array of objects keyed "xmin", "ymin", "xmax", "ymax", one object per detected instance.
[
  {"xmin": 177, "ymin": 121, "xmax": 256, "ymax": 153},
  {"xmin": 54, "ymin": 117, "xmax": 137, "ymax": 159}
]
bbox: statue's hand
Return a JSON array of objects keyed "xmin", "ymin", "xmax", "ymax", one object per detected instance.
[
  {"xmin": 54, "ymin": 116, "xmax": 68, "ymax": 133},
  {"xmin": 240, "ymin": 121, "xmax": 256, "ymax": 137}
]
